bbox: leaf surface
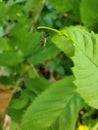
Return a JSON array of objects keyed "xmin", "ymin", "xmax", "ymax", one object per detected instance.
[
  {"xmin": 28, "ymin": 43, "xmax": 60, "ymax": 65},
  {"xmin": 25, "ymin": 76, "xmax": 51, "ymax": 95},
  {"xmin": 0, "ymin": 51, "xmax": 23, "ymax": 66},
  {"xmin": 51, "ymin": 94, "xmax": 84, "ymax": 130},
  {"xmin": 80, "ymin": 0, "xmax": 98, "ymax": 28},
  {"xmin": 52, "ymin": 34, "xmax": 74, "ymax": 57},
  {"xmin": 21, "ymin": 76, "xmax": 75, "ymax": 130},
  {"xmin": 63, "ymin": 27, "xmax": 98, "ymax": 108}
]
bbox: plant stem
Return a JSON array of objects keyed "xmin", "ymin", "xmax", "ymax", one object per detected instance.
[
  {"xmin": 37, "ymin": 26, "xmax": 60, "ymax": 34},
  {"xmin": 32, "ymin": 0, "xmax": 46, "ymax": 26}
]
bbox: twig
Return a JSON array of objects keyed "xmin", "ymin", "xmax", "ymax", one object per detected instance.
[
  {"xmin": 30, "ymin": 64, "xmax": 39, "ymax": 78},
  {"xmin": 32, "ymin": 0, "xmax": 46, "ymax": 27},
  {"xmin": 12, "ymin": 76, "xmax": 25, "ymax": 94}
]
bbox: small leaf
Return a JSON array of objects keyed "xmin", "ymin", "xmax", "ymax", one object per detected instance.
[{"xmin": 9, "ymin": 99, "xmax": 28, "ymax": 109}]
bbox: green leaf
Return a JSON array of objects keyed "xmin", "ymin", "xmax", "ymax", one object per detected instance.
[
  {"xmin": 28, "ymin": 43, "xmax": 60, "ymax": 65},
  {"xmin": 6, "ymin": 0, "xmax": 25, "ymax": 6},
  {"xmin": 7, "ymin": 109, "xmax": 24, "ymax": 123},
  {"xmin": 9, "ymin": 98, "xmax": 28, "ymax": 109},
  {"xmin": 21, "ymin": 76, "xmax": 75, "ymax": 130},
  {"xmin": 51, "ymin": 94, "xmax": 84, "ymax": 130},
  {"xmin": 10, "ymin": 23, "xmax": 42, "ymax": 57},
  {"xmin": 7, "ymin": 4, "xmax": 23, "ymax": 20},
  {"xmin": 0, "ymin": 51, "xmax": 23, "ymax": 66},
  {"xmin": 23, "ymin": 0, "xmax": 45, "ymax": 22},
  {"xmin": 10, "ymin": 121, "xmax": 20, "ymax": 130},
  {"xmin": 11, "ymin": 23, "xmax": 60, "ymax": 64},
  {"xmin": 0, "ymin": 37, "xmax": 10, "ymax": 51},
  {"xmin": 80, "ymin": 0, "xmax": 98, "ymax": 28},
  {"xmin": 52, "ymin": 34, "xmax": 74, "ymax": 57},
  {"xmin": 0, "ymin": 3, "xmax": 7, "ymax": 21},
  {"xmin": 21, "ymin": 89, "xmax": 36, "ymax": 102},
  {"xmin": 64, "ymin": 27, "xmax": 98, "ymax": 109},
  {"xmin": 25, "ymin": 76, "xmax": 51, "ymax": 95},
  {"xmin": 48, "ymin": 0, "xmax": 75, "ymax": 12},
  {"xmin": 92, "ymin": 122, "xmax": 98, "ymax": 130}
]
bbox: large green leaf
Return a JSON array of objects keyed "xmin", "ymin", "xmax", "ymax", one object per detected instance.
[
  {"xmin": 21, "ymin": 76, "xmax": 75, "ymax": 130},
  {"xmin": 51, "ymin": 94, "xmax": 84, "ymax": 130},
  {"xmin": 80, "ymin": 0, "xmax": 98, "ymax": 28},
  {"xmin": 63, "ymin": 27, "xmax": 98, "ymax": 108}
]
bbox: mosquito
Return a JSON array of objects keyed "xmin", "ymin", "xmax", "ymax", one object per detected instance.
[{"xmin": 41, "ymin": 31, "xmax": 49, "ymax": 47}]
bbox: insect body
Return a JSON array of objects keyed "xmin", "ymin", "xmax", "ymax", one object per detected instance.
[
  {"xmin": 41, "ymin": 37, "xmax": 47, "ymax": 47},
  {"xmin": 41, "ymin": 31, "xmax": 49, "ymax": 47}
]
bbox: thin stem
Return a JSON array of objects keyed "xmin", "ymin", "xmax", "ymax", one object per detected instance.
[
  {"xmin": 30, "ymin": 64, "xmax": 39, "ymax": 78},
  {"xmin": 38, "ymin": 26, "xmax": 76, "ymax": 48},
  {"xmin": 32, "ymin": 0, "xmax": 46, "ymax": 26},
  {"xmin": 12, "ymin": 76, "xmax": 25, "ymax": 93},
  {"xmin": 37, "ymin": 26, "xmax": 60, "ymax": 34}
]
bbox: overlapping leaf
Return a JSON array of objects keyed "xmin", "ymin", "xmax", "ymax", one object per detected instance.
[
  {"xmin": 51, "ymin": 94, "xmax": 84, "ymax": 130},
  {"xmin": 63, "ymin": 27, "xmax": 98, "ymax": 108},
  {"xmin": 21, "ymin": 76, "xmax": 75, "ymax": 130},
  {"xmin": 28, "ymin": 43, "xmax": 60, "ymax": 65},
  {"xmin": 52, "ymin": 34, "xmax": 74, "ymax": 57},
  {"xmin": 10, "ymin": 23, "xmax": 60, "ymax": 64}
]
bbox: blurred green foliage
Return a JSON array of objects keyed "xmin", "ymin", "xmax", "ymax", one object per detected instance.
[{"xmin": 0, "ymin": 0, "xmax": 98, "ymax": 130}]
